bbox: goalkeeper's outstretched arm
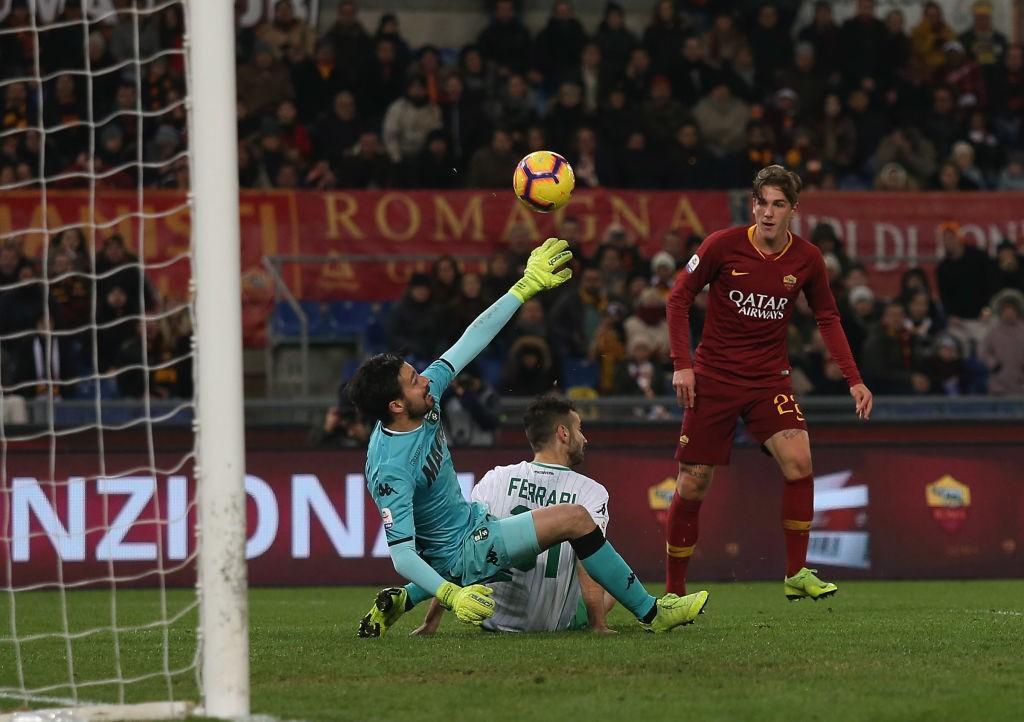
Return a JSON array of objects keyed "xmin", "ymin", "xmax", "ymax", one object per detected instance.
[{"xmin": 439, "ymin": 238, "xmax": 572, "ymax": 375}]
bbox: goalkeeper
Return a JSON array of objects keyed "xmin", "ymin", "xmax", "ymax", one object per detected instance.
[{"xmin": 349, "ymin": 239, "xmax": 709, "ymax": 637}]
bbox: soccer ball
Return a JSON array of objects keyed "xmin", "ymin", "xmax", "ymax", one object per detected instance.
[{"xmin": 513, "ymin": 151, "xmax": 575, "ymax": 213}]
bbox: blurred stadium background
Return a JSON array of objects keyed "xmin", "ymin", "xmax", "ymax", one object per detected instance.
[{"xmin": 0, "ymin": 0, "xmax": 1022, "ymax": 719}]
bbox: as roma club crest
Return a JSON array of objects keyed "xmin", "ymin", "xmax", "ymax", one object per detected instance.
[
  {"xmin": 925, "ymin": 474, "xmax": 971, "ymax": 534},
  {"xmin": 648, "ymin": 478, "xmax": 676, "ymax": 530},
  {"xmin": 782, "ymin": 274, "xmax": 797, "ymax": 291}
]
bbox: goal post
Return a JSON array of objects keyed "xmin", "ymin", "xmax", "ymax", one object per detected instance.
[{"xmin": 188, "ymin": 0, "xmax": 250, "ymax": 719}]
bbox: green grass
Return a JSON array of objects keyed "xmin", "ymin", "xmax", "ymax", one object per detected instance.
[{"xmin": 2, "ymin": 581, "xmax": 1023, "ymax": 722}]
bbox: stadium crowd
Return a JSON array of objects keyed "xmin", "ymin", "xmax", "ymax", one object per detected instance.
[{"xmin": 0, "ymin": 0, "xmax": 1022, "ymax": 402}]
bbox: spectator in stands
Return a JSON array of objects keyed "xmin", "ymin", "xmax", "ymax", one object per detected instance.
[
  {"xmin": 334, "ymin": 130, "xmax": 393, "ymax": 188},
  {"xmin": 623, "ymin": 47, "xmax": 654, "ymax": 103},
  {"xmin": 933, "ymin": 161, "xmax": 976, "ymax": 191},
  {"xmin": 466, "ymin": 128, "xmax": 518, "ymax": 188},
  {"xmin": 569, "ymin": 41, "xmax": 615, "ymax": 115},
  {"xmin": 48, "ymin": 251, "xmax": 91, "ymax": 375},
  {"xmin": 623, "ymin": 287, "xmax": 670, "ymax": 365},
  {"xmin": 666, "ymin": 122, "xmax": 715, "ymax": 189},
  {"xmin": 50, "ymin": 228, "xmax": 90, "ymax": 273},
  {"xmin": 569, "ymin": 126, "xmax": 616, "ymax": 189},
  {"xmin": 595, "ymin": 225, "xmax": 646, "ymax": 279},
  {"xmin": 457, "ymin": 45, "xmax": 494, "ymax": 105},
  {"xmin": 237, "ymin": 40, "xmax": 294, "ymax": 124},
  {"xmin": 798, "ymin": 1, "xmax": 840, "ymax": 78},
  {"xmin": 989, "ymin": 44, "xmax": 1024, "ymax": 141},
  {"xmin": 940, "ymin": 41, "xmax": 987, "ymax": 110},
  {"xmin": 96, "ymin": 234, "xmax": 155, "ymax": 315},
  {"xmin": 314, "ymin": 91, "xmax": 363, "ymax": 172},
  {"xmin": 290, "ymin": 41, "xmax": 348, "ymax": 123},
  {"xmin": 878, "ymin": 9, "xmax": 913, "ymax": 86},
  {"xmin": 623, "ymin": 336, "xmax": 669, "ymax": 415},
  {"xmin": 960, "ymin": 0, "xmax": 1007, "ymax": 89},
  {"xmin": 408, "ymin": 46, "xmax": 444, "ymax": 106},
  {"xmin": 589, "ymin": 300, "xmax": 628, "ymax": 395},
  {"xmin": 923, "ymin": 86, "xmax": 962, "ymax": 161},
  {"xmin": 778, "ymin": 43, "xmax": 826, "ymax": 124},
  {"xmin": 501, "ymin": 335, "xmax": 557, "ymax": 397},
  {"xmin": 902, "ymin": 289, "xmax": 941, "ymax": 346},
  {"xmin": 809, "ymin": 222, "xmax": 851, "ymax": 275},
  {"xmin": 979, "ymin": 288, "xmax": 1024, "ymax": 395},
  {"xmin": 96, "ymin": 285, "xmax": 134, "ymax": 373},
  {"xmin": 935, "ymin": 222, "xmax": 994, "ymax": 322},
  {"xmin": 439, "ymin": 74, "xmax": 490, "ymax": 168},
  {"xmin": 871, "ymin": 126, "xmax": 936, "ymax": 188},
  {"xmin": 545, "ymin": 82, "xmax": 588, "ymax": 155},
  {"xmin": 476, "ymin": 0, "xmax": 532, "ymax": 77},
  {"xmin": 597, "ymin": 87, "xmax": 635, "ymax": 150},
  {"xmin": 359, "ymin": 38, "xmax": 406, "ymax": 123},
  {"xmin": 839, "ymin": 0, "xmax": 886, "ymax": 83},
  {"xmin": 672, "ymin": 36, "xmax": 716, "ymax": 106},
  {"xmin": 693, "ymin": 79, "xmax": 749, "ymax": 160},
  {"xmin": 116, "ymin": 319, "xmax": 192, "ymax": 399},
  {"xmin": 439, "ymin": 271, "xmax": 489, "ymax": 349},
  {"xmin": 312, "ymin": 381, "xmax": 370, "ymax": 448},
  {"xmin": 993, "ymin": 240, "xmax": 1024, "ymax": 293},
  {"xmin": 638, "ymin": 75, "xmax": 686, "ymax": 154},
  {"xmin": 996, "ymin": 152, "xmax": 1024, "ymax": 190},
  {"xmin": 704, "ymin": 11, "xmax": 746, "ymax": 71},
  {"xmin": 429, "ymin": 255, "xmax": 461, "ymax": 307},
  {"xmin": 549, "ymin": 265, "xmax": 607, "ymax": 360},
  {"xmin": 873, "ymin": 161, "xmax": 917, "ymax": 191},
  {"xmin": 899, "ymin": 267, "xmax": 947, "ymax": 331},
  {"xmin": 949, "ymin": 141, "xmax": 985, "ymax": 188},
  {"xmin": 386, "ymin": 272, "xmax": 437, "ymax": 363},
  {"xmin": 255, "ymin": 0, "xmax": 315, "ymax": 60},
  {"xmin": 648, "ymin": 251, "xmax": 678, "ymax": 298},
  {"xmin": 964, "ymin": 110, "xmax": 1003, "ymax": 183},
  {"xmin": 861, "ymin": 301, "xmax": 930, "ymax": 394},
  {"xmin": 643, "ymin": 0, "xmax": 690, "ymax": 75},
  {"xmin": 442, "ymin": 363, "xmax": 501, "ymax": 447},
  {"xmin": 488, "ymin": 73, "xmax": 538, "ymax": 138},
  {"xmin": 482, "ymin": 251, "xmax": 517, "ymax": 304},
  {"xmin": 747, "ymin": 4, "xmax": 792, "ymax": 88},
  {"xmin": 921, "ymin": 333, "xmax": 969, "ymax": 395},
  {"xmin": 911, "ymin": 1, "xmax": 955, "ymax": 81},
  {"xmin": 596, "ymin": 2, "xmax": 638, "ymax": 80},
  {"xmin": 382, "ymin": 75, "xmax": 442, "ymax": 168},
  {"xmin": 412, "ymin": 129, "xmax": 458, "ymax": 188},
  {"xmin": 533, "ymin": 1, "xmax": 587, "ymax": 92},
  {"xmin": 323, "ymin": 0, "xmax": 374, "ymax": 89},
  {"xmin": 842, "ymin": 284, "xmax": 878, "ymax": 358},
  {"xmin": 374, "ymin": 13, "xmax": 412, "ymax": 68}
]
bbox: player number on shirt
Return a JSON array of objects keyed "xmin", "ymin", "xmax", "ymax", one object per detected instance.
[
  {"xmin": 773, "ymin": 393, "xmax": 805, "ymax": 422},
  {"xmin": 511, "ymin": 505, "xmax": 560, "ymax": 579}
]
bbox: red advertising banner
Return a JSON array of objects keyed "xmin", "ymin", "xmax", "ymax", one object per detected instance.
[
  {"xmin": 3, "ymin": 443, "xmax": 1021, "ymax": 588},
  {"xmin": 2, "ymin": 190, "xmax": 1020, "ymax": 346}
]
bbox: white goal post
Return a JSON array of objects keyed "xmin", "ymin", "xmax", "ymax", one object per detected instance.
[{"xmin": 189, "ymin": 0, "xmax": 249, "ymax": 718}]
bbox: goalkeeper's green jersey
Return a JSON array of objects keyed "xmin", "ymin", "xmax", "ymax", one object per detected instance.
[{"xmin": 365, "ymin": 358, "xmax": 474, "ymax": 578}]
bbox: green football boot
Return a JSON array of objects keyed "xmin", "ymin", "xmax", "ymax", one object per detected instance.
[
  {"xmin": 641, "ymin": 590, "xmax": 709, "ymax": 633},
  {"xmin": 784, "ymin": 567, "xmax": 838, "ymax": 601},
  {"xmin": 357, "ymin": 587, "xmax": 409, "ymax": 637}
]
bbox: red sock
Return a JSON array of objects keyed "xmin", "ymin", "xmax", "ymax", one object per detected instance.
[
  {"xmin": 781, "ymin": 474, "xmax": 814, "ymax": 577},
  {"xmin": 665, "ymin": 493, "xmax": 702, "ymax": 596}
]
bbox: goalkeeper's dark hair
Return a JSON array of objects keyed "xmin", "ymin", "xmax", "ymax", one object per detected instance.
[
  {"xmin": 347, "ymin": 352, "xmax": 405, "ymax": 426},
  {"xmin": 752, "ymin": 164, "xmax": 802, "ymax": 206},
  {"xmin": 524, "ymin": 393, "xmax": 577, "ymax": 451}
]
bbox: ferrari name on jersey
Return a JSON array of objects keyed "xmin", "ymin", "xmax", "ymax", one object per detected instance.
[
  {"xmin": 507, "ymin": 476, "xmax": 578, "ymax": 507},
  {"xmin": 728, "ymin": 289, "xmax": 789, "ymax": 320}
]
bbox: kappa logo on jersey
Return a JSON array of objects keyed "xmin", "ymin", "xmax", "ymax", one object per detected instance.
[
  {"xmin": 625, "ymin": 572, "xmax": 636, "ymax": 589},
  {"xmin": 486, "ymin": 546, "xmax": 499, "ymax": 566},
  {"xmin": 783, "ymin": 274, "xmax": 797, "ymax": 291},
  {"xmin": 381, "ymin": 508, "xmax": 394, "ymax": 530},
  {"xmin": 472, "ymin": 527, "xmax": 490, "ymax": 542},
  {"xmin": 686, "ymin": 254, "xmax": 700, "ymax": 273},
  {"xmin": 376, "ymin": 482, "xmax": 397, "ymax": 497},
  {"xmin": 728, "ymin": 289, "xmax": 789, "ymax": 320},
  {"xmin": 596, "ymin": 502, "xmax": 607, "ymax": 515}
]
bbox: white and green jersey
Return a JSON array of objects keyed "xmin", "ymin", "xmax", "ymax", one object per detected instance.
[{"xmin": 471, "ymin": 461, "xmax": 609, "ymax": 632}]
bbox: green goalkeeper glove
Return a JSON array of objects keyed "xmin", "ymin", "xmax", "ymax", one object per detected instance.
[
  {"xmin": 437, "ymin": 582, "xmax": 495, "ymax": 625},
  {"xmin": 509, "ymin": 237, "xmax": 573, "ymax": 303}
]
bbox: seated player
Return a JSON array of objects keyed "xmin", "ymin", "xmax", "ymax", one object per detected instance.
[
  {"xmin": 411, "ymin": 394, "xmax": 617, "ymax": 635},
  {"xmin": 350, "ymin": 239, "xmax": 709, "ymax": 637}
]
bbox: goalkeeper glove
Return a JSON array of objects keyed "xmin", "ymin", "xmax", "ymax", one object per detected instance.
[
  {"xmin": 357, "ymin": 587, "xmax": 409, "ymax": 638},
  {"xmin": 509, "ymin": 237, "xmax": 573, "ymax": 303},
  {"xmin": 437, "ymin": 582, "xmax": 495, "ymax": 625}
]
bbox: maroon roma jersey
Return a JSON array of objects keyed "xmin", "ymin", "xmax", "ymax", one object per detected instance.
[{"xmin": 667, "ymin": 225, "xmax": 862, "ymax": 389}]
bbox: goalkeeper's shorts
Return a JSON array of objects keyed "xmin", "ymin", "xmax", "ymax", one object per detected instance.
[{"xmin": 453, "ymin": 502, "xmax": 541, "ymax": 585}]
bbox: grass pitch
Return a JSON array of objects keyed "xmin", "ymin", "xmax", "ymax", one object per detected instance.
[{"xmin": 2, "ymin": 580, "xmax": 1022, "ymax": 722}]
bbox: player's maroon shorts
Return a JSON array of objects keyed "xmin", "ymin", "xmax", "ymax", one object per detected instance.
[{"xmin": 674, "ymin": 373, "xmax": 807, "ymax": 466}]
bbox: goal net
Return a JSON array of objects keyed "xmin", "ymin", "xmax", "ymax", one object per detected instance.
[{"xmin": 0, "ymin": 1, "xmax": 247, "ymax": 720}]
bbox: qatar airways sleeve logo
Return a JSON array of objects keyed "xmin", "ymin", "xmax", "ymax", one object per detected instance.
[{"xmin": 728, "ymin": 290, "xmax": 789, "ymax": 320}]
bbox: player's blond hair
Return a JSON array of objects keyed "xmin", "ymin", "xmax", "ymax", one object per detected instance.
[{"xmin": 752, "ymin": 165, "xmax": 803, "ymax": 206}]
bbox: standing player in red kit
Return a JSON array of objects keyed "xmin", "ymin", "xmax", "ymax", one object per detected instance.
[{"xmin": 664, "ymin": 165, "xmax": 873, "ymax": 600}]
